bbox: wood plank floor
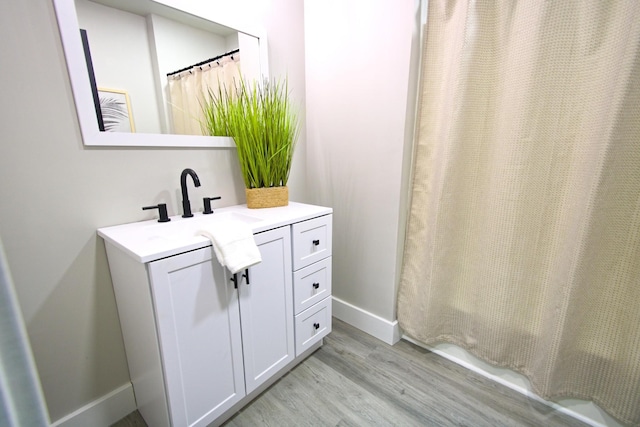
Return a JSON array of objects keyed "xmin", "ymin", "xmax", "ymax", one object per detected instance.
[{"xmin": 112, "ymin": 318, "xmax": 586, "ymax": 427}]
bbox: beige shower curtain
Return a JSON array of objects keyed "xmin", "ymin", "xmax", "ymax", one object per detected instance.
[
  {"xmin": 397, "ymin": 1, "xmax": 640, "ymax": 425},
  {"xmin": 168, "ymin": 55, "xmax": 241, "ymax": 135}
]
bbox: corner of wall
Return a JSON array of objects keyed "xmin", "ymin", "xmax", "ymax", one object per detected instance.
[
  {"xmin": 50, "ymin": 383, "xmax": 136, "ymax": 427},
  {"xmin": 332, "ymin": 297, "xmax": 401, "ymax": 345},
  {"xmin": 392, "ymin": 0, "xmax": 426, "ymax": 321}
]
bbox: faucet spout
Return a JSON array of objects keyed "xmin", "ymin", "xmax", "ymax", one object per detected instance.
[{"xmin": 180, "ymin": 168, "xmax": 201, "ymax": 218}]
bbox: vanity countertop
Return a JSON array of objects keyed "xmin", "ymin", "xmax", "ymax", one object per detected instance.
[{"xmin": 97, "ymin": 202, "xmax": 332, "ymax": 263}]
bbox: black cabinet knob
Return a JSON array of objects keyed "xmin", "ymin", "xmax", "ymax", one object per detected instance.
[
  {"xmin": 312, "ymin": 282, "xmax": 320, "ymax": 289},
  {"xmin": 313, "ymin": 323, "xmax": 320, "ymax": 330},
  {"xmin": 312, "ymin": 239, "xmax": 320, "ymax": 246},
  {"xmin": 142, "ymin": 203, "xmax": 170, "ymax": 222}
]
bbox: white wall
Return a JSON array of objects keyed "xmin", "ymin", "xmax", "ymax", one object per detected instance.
[
  {"xmin": 151, "ymin": 14, "xmax": 229, "ymax": 75},
  {"xmin": 0, "ymin": 0, "xmax": 307, "ymax": 422},
  {"xmin": 76, "ymin": 0, "xmax": 163, "ymax": 133},
  {"xmin": 304, "ymin": 0, "xmax": 420, "ymax": 326}
]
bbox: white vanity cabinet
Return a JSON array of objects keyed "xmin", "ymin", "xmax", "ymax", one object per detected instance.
[
  {"xmin": 98, "ymin": 203, "xmax": 332, "ymax": 427},
  {"xmin": 146, "ymin": 245, "xmax": 244, "ymax": 426},
  {"xmin": 235, "ymin": 227, "xmax": 294, "ymax": 394},
  {"xmin": 291, "ymin": 215, "xmax": 333, "ymax": 356},
  {"xmin": 146, "ymin": 226, "xmax": 293, "ymax": 426}
]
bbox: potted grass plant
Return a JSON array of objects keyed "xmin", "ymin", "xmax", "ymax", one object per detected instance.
[{"xmin": 202, "ymin": 77, "xmax": 299, "ymax": 208}]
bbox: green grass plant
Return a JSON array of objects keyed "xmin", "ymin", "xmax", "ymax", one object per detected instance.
[{"xmin": 202, "ymin": 77, "xmax": 299, "ymax": 189}]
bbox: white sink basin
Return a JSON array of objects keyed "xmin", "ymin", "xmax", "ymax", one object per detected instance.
[
  {"xmin": 145, "ymin": 211, "xmax": 262, "ymax": 241},
  {"xmin": 97, "ymin": 202, "xmax": 333, "ymax": 263},
  {"xmin": 98, "ymin": 210, "xmax": 265, "ymax": 263}
]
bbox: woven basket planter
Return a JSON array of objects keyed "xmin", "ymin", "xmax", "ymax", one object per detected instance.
[{"xmin": 245, "ymin": 186, "xmax": 289, "ymax": 209}]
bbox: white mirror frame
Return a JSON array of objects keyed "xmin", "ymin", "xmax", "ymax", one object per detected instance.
[{"xmin": 53, "ymin": 0, "xmax": 269, "ymax": 147}]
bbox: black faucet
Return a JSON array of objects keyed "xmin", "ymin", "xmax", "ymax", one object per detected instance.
[{"xmin": 180, "ymin": 168, "xmax": 201, "ymax": 218}]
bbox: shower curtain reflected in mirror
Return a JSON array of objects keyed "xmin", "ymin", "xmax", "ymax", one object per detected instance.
[
  {"xmin": 398, "ymin": 2, "xmax": 640, "ymax": 425},
  {"xmin": 168, "ymin": 55, "xmax": 241, "ymax": 135}
]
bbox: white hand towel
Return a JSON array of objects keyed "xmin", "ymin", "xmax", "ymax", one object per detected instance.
[{"xmin": 197, "ymin": 220, "xmax": 262, "ymax": 274}]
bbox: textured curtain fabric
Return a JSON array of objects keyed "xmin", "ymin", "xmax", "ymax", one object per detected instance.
[
  {"xmin": 397, "ymin": 1, "xmax": 640, "ymax": 425},
  {"xmin": 168, "ymin": 56, "xmax": 241, "ymax": 135}
]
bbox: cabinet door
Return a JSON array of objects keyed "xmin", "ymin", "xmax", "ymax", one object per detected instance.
[
  {"xmin": 148, "ymin": 247, "xmax": 245, "ymax": 427},
  {"xmin": 238, "ymin": 226, "xmax": 294, "ymax": 394}
]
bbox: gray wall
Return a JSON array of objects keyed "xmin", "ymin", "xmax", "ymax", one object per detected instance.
[{"xmin": 0, "ymin": 0, "xmax": 307, "ymax": 422}]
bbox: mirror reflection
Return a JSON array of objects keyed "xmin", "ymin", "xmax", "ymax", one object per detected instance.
[{"xmin": 75, "ymin": 0, "xmax": 261, "ymax": 136}]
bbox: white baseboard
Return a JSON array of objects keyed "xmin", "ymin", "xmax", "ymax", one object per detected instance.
[
  {"xmin": 332, "ymin": 296, "xmax": 401, "ymax": 345},
  {"xmin": 403, "ymin": 337, "xmax": 624, "ymax": 427},
  {"xmin": 50, "ymin": 382, "xmax": 136, "ymax": 427}
]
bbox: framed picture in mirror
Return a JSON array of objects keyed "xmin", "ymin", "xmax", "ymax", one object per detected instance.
[{"xmin": 97, "ymin": 88, "xmax": 135, "ymax": 133}]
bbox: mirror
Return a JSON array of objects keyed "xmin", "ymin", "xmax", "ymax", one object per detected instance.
[{"xmin": 53, "ymin": 0, "xmax": 269, "ymax": 147}]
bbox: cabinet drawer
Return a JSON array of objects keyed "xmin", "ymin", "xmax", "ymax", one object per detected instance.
[
  {"xmin": 292, "ymin": 215, "xmax": 332, "ymax": 270},
  {"xmin": 293, "ymin": 257, "xmax": 332, "ymax": 315},
  {"xmin": 294, "ymin": 297, "xmax": 332, "ymax": 356}
]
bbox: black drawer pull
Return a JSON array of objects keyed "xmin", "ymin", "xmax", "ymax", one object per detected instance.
[
  {"xmin": 312, "ymin": 239, "xmax": 320, "ymax": 246},
  {"xmin": 313, "ymin": 322, "xmax": 320, "ymax": 330},
  {"xmin": 230, "ymin": 269, "xmax": 250, "ymax": 288},
  {"xmin": 312, "ymin": 282, "xmax": 320, "ymax": 289}
]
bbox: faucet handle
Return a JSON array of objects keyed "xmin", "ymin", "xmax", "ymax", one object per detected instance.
[
  {"xmin": 142, "ymin": 203, "xmax": 171, "ymax": 223},
  {"xmin": 203, "ymin": 196, "xmax": 222, "ymax": 214}
]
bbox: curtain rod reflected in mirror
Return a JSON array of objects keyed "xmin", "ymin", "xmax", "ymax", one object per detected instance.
[{"xmin": 167, "ymin": 49, "xmax": 239, "ymax": 76}]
